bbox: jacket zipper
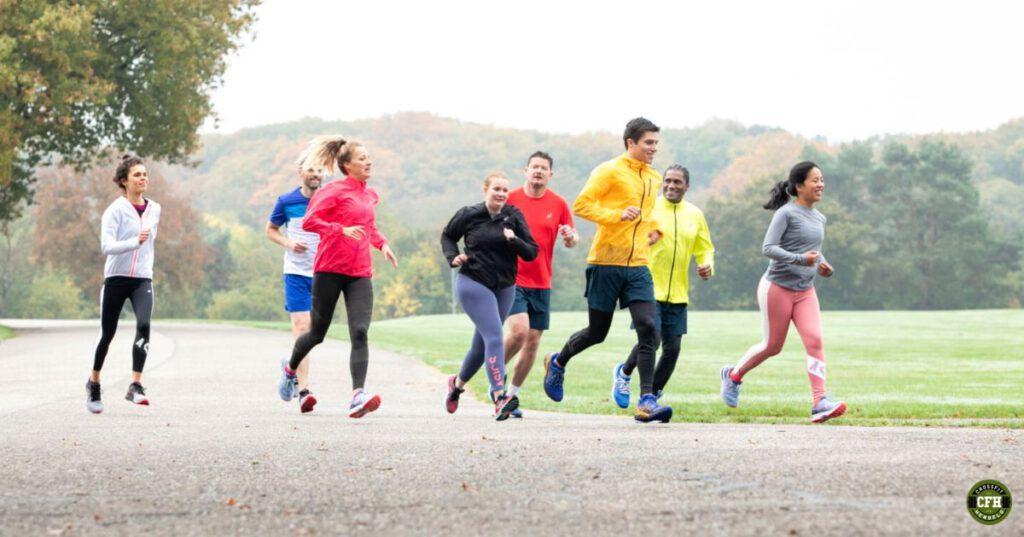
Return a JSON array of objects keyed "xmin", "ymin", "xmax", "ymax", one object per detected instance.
[
  {"xmin": 664, "ymin": 204, "xmax": 678, "ymax": 301},
  {"xmin": 129, "ymin": 199, "xmax": 146, "ymax": 277},
  {"xmin": 626, "ymin": 167, "xmax": 647, "ymax": 267}
]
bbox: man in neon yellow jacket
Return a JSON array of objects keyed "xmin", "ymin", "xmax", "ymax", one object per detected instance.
[
  {"xmin": 543, "ymin": 117, "xmax": 675, "ymax": 423},
  {"xmin": 611, "ymin": 165, "xmax": 715, "ymax": 409}
]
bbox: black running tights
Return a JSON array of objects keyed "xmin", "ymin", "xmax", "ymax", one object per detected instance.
[
  {"xmin": 92, "ymin": 277, "xmax": 152, "ymax": 373},
  {"xmin": 557, "ymin": 302, "xmax": 658, "ymax": 394}
]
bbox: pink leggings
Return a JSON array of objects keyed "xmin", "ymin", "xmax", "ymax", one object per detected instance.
[{"xmin": 732, "ymin": 277, "xmax": 827, "ymax": 404}]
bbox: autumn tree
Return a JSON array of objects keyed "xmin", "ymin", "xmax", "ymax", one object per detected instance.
[{"xmin": 0, "ymin": 0, "xmax": 258, "ymax": 223}]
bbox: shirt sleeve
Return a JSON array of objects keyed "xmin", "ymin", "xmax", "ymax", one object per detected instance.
[
  {"xmin": 301, "ymin": 190, "xmax": 342, "ymax": 238},
  {"xmin": 693, "ymin": 212, "xmax": 715, "ymax": 273},
  {"xmin": 509, "ymin": 209, "xmax": 539, "ymax": 261},
  {"xmin": 367, "ymin": 216, "xmax": 388, "ymax": 250},
  {"xmin": 269, "ymin": 197, "xmax": 287, "ymax": 227},
  {"xmin": 572, "ymin": 166, "xmax": 622, "ymax": 225},
  {"xmin": 440, "ymin": 207, "xmax": 468, "ymax": 265},
  {"xmin": 559, "ymin": 198, "xmax": 575, "ymax": 229},
  {"xmin": 100, "ymin": 206, "xmax": 142, "ymax": 255},
  {"xmin": 762, "ymin": 209, "xmax": 804, "ymax": 264}
]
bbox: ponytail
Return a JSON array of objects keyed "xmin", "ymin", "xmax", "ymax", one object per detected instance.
[
  {"xmin": 301, "ymin": 135, "xmax": 363, "ymax": 175},
  {"xmin": 763, "ymin": 160, "xmax": 818, "ymax": 211}
]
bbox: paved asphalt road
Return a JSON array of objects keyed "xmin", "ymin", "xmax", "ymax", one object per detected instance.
[{"xmin": 0, "ymin": 320, "xmax": 1020, "ymax": 536}]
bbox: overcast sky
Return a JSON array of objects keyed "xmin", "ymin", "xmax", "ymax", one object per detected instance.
[{"xmin": 202, "ymin": 0, "xmax": 1024, "ymax": 141}]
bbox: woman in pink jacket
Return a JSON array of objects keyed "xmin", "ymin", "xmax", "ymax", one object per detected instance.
[{"xmin": 277, "ymin": 136, "xmax": 398, "ymax": 418}]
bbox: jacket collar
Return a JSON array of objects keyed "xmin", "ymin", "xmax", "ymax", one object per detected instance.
[
  {"xmin": 618, "ymin": 153, "xmax": 653, "ymax": 173},
  {"xmin": 342, "ymin": 176, "xmax": 367, "ymax": 190}
]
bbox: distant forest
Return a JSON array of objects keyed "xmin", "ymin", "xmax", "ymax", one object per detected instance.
[{"xmin": 3, "ymin": 112, "xmax": 1022, "ymax": 320}]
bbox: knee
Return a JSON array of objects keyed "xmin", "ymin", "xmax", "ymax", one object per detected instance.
[
  {"xmin": 524, "ymin": 331, "xmax": 542, "ymax": 350},
  {"xmin": 634, "ymin": 319, "xmax": 657, "ymax": 342},
  {"xmin": 306, "ymin": 330, "xmax": 326, "ymax": 346},
  {"xmin": 508, "ymin": 324, "xmax": 528, "ymax": 345},
  {"xmin": 764, "ymin": 342, "xmax": 784, "ymax": 356},
  {"xmin": 136, "ymin": 321, "xmax": 151, "ymax": 335},
  {"xmin": 349, "ymin": 323, "xmax": 369, "ymax": 346},
  {"xmin": 804, "ymin": 336, "xmax": 824, "ymax": 356}
]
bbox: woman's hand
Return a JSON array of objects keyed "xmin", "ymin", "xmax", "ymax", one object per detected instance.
[
  {"xmin": 803, "ymin": 250, "xmax": 820, "ymax": 266},
  {"xmin": 138, "ymin": 228, "xmax": 151, "ymax": 244},
  {"xmin": 342, "ymin": 225, "xmax": 367, "ymax": 240},
  {"xmin": 817, "ymin": 260, "xmax": 833, "ymax": 277},
  {"xmin": 382, "ymin": 244, "xmax": 399, "ymax": 268},
  {"xmin": 451, "ymin": 254, "xmax": 469, "ymax": 267},
  {"xmin": 503, "ymin": 227, "xmax": 516, "ymax": 241}
]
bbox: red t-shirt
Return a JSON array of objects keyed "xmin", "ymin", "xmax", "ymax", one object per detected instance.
[{"xmin": 507, "ymin": 187, "xmax": 574, "ymax": 289}]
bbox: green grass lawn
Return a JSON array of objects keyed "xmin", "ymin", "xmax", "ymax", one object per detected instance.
[
  {"xmin": 0, "ymin": 325, "xmax": 13, "ymax": 341},
  {"xmin": 238, "ymin": 309, "xmax": 1024, "ymax": 427}
]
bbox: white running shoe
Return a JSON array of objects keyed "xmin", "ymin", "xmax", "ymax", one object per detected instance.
[
  {"xmin": 348, "ymin": 389, "xmax": 381, "ymax": 418},
  {"xmin": 125, "ymin": 382, "xmax": 149, "ymax": 406},
  {"xmin": 86, "ymin": 380, "xmax": 103, "ymax": 414},
  {"xmin": 811, "ymin": 396, "xmax": 847, "ymax": 423}
]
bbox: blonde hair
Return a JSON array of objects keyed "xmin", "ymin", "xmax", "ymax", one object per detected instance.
[
  {"xmin": 300, "ymin": 135, "xmax": 364, "ymax": 175},
  {"xmin": 483, "ymin": 171, "xmax": 509, "ymax": 190}
]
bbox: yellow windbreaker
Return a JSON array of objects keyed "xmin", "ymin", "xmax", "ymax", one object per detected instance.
[
  {"xmin": 573, "ymin": 153, "xmax": 661, "ymax": 266},
  {"xmin": 649, "ymin": 197, "xmax": 715, "ymax": 304}
]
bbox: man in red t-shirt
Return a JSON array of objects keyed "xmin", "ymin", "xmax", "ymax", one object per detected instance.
[{"xmin": 503, "ymin": 151, "xmax": 578, "ymax": 415}]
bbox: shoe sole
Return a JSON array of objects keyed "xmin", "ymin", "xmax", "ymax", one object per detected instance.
[
  {"xmin": 301, "ymin": 395, "xmax": 317, "ymax": 413},
  {"xmin": 87, "ymin": 406, "xmax": 103, "ymax": 414},
  {"xmin": 635, "ymin": 407, "xmax": 673, "ymax": 423},
  {"xmin": 543, "ymin": 354, "xmax": 563, "ymax": 402},
  {"xmin": 811, "ymin": 402, "xmax": 847, "ymax": 423},
  {"xmin": 126, "ymin": 395, "xmax": 149, "ymax": 406},
  {"xmin": 348, "ymin": 394, "xmax": 381, "ymax": 418},
  {"xmin": 611, "ymin": 364, "xmax": 629, "ymax": 409},
  {"xmin": 720, "ymin": 366, "xmax": 738, "ymax": 408},
  {"xmin": 495, "ymin": 396, "xmax": 519, "ymax": 421}
]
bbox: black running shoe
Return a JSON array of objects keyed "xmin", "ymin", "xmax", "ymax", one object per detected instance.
[{"xmin": 125, "ymin": 382, "xmax": 149, "ymax": 406}]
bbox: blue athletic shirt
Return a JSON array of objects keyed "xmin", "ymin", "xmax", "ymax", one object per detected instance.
[{"xmin": 269, "ymin": 187, "xmax": 320, "ymax": 277}]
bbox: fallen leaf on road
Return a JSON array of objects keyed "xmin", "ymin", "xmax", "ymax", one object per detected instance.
[
  {"xmin": 227, "ymin": 498, "xmax": 237, "ymax": 506},
  {"xmin": 462, "ymin": 482, "xmax": 474, "ymax": 492}
]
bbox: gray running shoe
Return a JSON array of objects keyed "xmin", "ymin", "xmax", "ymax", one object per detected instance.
[
  {"xmin": 811, "ymin": 396, "xmax": 847, "ymax": 423},
  {"xmin": 86, "ymin": 380, "xmax": 103, "ymax": 414},
  {"xmin": 278, "ymin": 358, "xmax": 297, "ymax": 402},
  {"xmin": 720, "ymin": 366, "xmax": 741, "ymax": 408},
  {"xmin": 125, "ymin": 382, "xmax": 149, "ymax": 405}
]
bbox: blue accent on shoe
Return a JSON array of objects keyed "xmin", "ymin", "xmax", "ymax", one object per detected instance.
[
  {"xmin": 510, "ymin": 408, "xmax": 523, "ymax": 418},
  {"xmin": 635, "ymin": 393, "xmax": 673, "ymax": 423},
  {"xmin": 611, "ymin": 363, "xmax": 631, "ymax": 409},
  {"xmin": 720, "ymin": 366, "xmax": 741, "ymax": 408},
  {"xmin": 543, "ymin": 352, "xmax": 565, "ymax": 402},
  {"xmin": 278, "ymin": 358, "xmax": 297, "ymax": 402}
]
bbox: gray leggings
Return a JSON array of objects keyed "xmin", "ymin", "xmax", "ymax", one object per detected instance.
[{"xmin": 456, "ymin": 274, "xmax": 516, "ymax": 394}]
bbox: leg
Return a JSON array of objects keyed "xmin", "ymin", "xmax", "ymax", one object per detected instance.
[
  {"xmin": 127, "ymin": 280, "xmax": 153, "ymax": 383},
  {"xmin": 457, "ymin": 330, "xmax": 487, "ymax": 386},
  {"xmin": 512, "ymin": 329, "xmax": 543, "ymax": 388},
  {"xmin": 91, "ymin": 283, "xmax": 130, "ymax": 382},
  {"xmin": 289, "ymin": 274, "xmax": 343, "ymax": 371},
  {"xmin": 503, "ymin": 313, "xmax": 529, "ymax": 369},
  {"xmin": 792, "ymin": 288, "xmax": 827, "ymax": 404},
  {"xmin": 731, "ymin": 278, "xmax": 794, "ymax": 380},
  {"xmin": 556, "ymin": 308, "xmax": 614, "ymax": 366},
  {"xmin": 652, "ymin": 332, "xmax": 681, "ymax": 394},
  {"xmin": 290, "ymin": 311, "xmax": 312, "ymax": 391},
  {"xmin": 342, "ymin": 277, "xmax": 374, "ymax": 391},
  {"xmin": 455, "ymin": 276, "xmax": 509, "ymax": 395},
  {"xmin": 627, "ymin": 301, "xmax": 657, "ymax": 395}
]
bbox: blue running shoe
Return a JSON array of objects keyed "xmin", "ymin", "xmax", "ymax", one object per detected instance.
[
  {"xmin": 543, "ymin": 352, "xmax": 565, "ymax": 402},
  {"xmin": 810, "ymin": 396, "xmax": 847, "ymax": 423},
  {"xmin": 720, "ymin": 366, "xmax": 741, "ymax": 408},
  {"xmin": 278, "ymin": 358, "xmax": 297, "ymax": 402},
  {"xmin": 611, "ymin": 363, "xmax": 631, "ymax": 409},
  {"xmin": 510, "ymin": 408, "xmax": 523, "ymax": 418},
  {"xmin": 635, "ymin": 394, "xmax": 673, "ymax": 423}
]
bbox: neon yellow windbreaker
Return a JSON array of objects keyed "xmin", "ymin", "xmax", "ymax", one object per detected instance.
[
  {"xmin": 573, "ymin": 153, "xmax": 661, "ymax": 267},
  {"xmin": 649, "ymin": 197, "xmax": 715, "ymax": 304}
]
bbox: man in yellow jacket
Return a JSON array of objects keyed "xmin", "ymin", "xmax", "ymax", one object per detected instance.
[
  {"xmin": 611, "ymin": 165, "xmax": 715, "ymax": 409},
  {"xmin": 542, "ymin": 117, "xmax": 674, "ymax": 423}
]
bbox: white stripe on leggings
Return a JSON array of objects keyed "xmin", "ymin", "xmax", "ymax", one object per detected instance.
[{"xmin": 735, "ymin": 277, "xmax": 771, "ymax": 373}]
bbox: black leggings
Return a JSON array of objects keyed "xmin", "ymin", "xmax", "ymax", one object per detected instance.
[
  {"xmin": 622, "ymin": 332, "xmax": 682, "ymax": 394},
  {"xmin": 92, "ymin": 277, "xmax": 152, "ymax": 373},
  {"xmin": 557, "ymin": 302, "xmax": 658, "ymax": 394},
  {"xmin": 289, "ymin": 273, "xmax": 373, "ymax": 390}
]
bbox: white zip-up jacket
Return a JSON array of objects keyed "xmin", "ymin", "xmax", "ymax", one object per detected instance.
[{"xmin": 100, "ymin": 197, "xmax": 162, "ymax": 280}]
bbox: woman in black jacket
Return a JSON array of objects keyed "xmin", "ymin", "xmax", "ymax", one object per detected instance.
[{"xmin": 441, "ymin": 172, "xmax": 538, "ymax": 420}]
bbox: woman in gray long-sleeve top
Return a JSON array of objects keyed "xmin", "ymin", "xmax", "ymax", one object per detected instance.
[{"xmin": 719, "ymin": 161, "xmax": 847, "ymax": 423}]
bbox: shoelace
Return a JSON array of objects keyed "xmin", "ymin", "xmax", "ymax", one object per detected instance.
[{"xmin": 615, "ymin": 376, "xmax": 629, "ymax": 394}]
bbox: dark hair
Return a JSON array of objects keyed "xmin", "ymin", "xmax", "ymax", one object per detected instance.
[
  {"xmin": 664, "ymin": 164, "xmax": 689, "ymax": 184},
  {"xmin": 526, "ymin": 150, "xmax": 553, "ymax": 169},
  {"xmin": 113, "ymin": 154, "xmax": 145, "ymax": 191},
  {"xmin": 623, "ymin": 117, "xmax": 660, "ymax": 149},
  {"xmin": 764, "ymin": 160, "xmax": 819, "ymax": 210}
]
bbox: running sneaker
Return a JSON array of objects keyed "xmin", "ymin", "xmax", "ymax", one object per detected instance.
[
  {"xmin": 299, "ymin": 390, "xmax": 317, "ymax": 414},
  {"xmin": 85, "ymin": 380, "xmax": 103, "ymax": 414},
  {"xmin": 720, "ymin": 365, "xmax": 741, "ymax": 408},
  {"xmin": 348, "ymin": 389, "xmax": 381, "ymax": 418},
  {"xmin": 510, "ymin": 408, "xmax": 523, "ymax": 419},
  {"xmin": 611, "ymin": 363, "xmax": 631, "ymax": 409},
  {"xmin": 543, "ymin": 352, "xmax": 565, "ymax": 402},
  {"xmin": 494, "ymin": 394, "xmax": 519, "ymax": 421},
  {"xmin": 278, "ymin": 358, "xmax": 297, "ymax": 402},
  {"xmin": 810, "ymin": 396, "xmax": 847, "ymax": 423},
  {"xmin": 445, "ymin": 375, "xmax": 464, "ymax": 414},
  {"xmin": 635, "ymin": 393, "xmax": 673, "ymax": 423},
  {"xmin": 125, "ymin": 382, "xmax": 149, "ymax": 406}
]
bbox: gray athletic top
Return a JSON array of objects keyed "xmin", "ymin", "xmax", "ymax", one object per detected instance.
[{"xmin": 761, "ymin": 202, "xmax": 827, "ymax": 291}]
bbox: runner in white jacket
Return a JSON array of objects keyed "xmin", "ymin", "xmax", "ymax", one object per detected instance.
[{"xmin": 86, "ymin": 155, "xmax": 162, "ymax": 414}]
